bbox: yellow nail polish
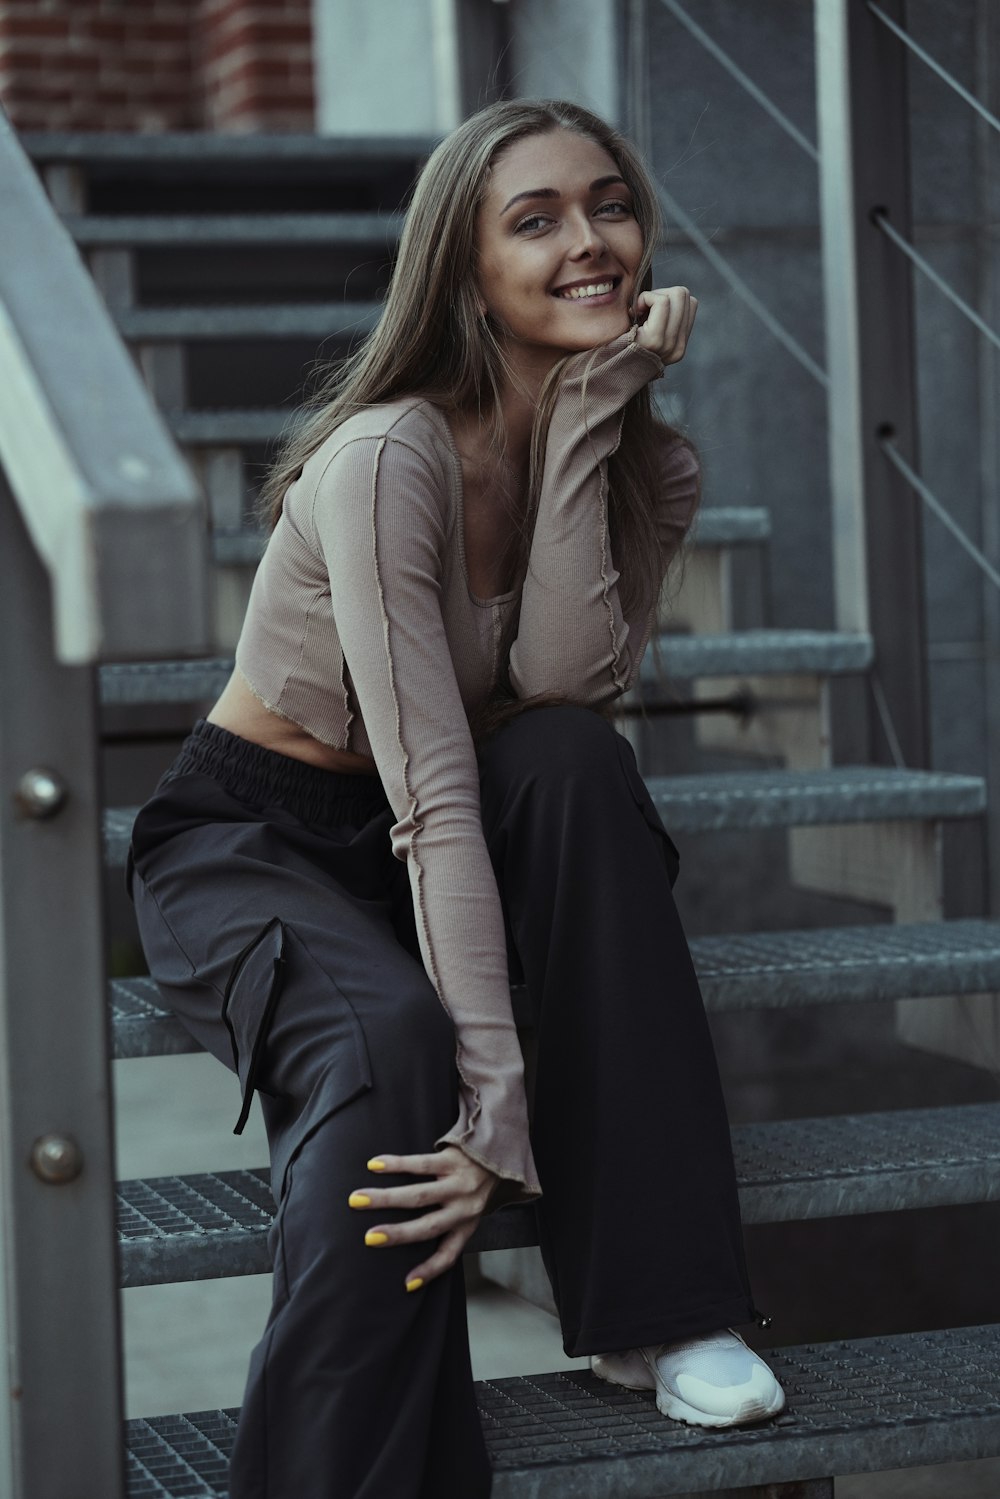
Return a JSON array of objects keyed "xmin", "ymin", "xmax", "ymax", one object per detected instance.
[
  {"xmin": 406, "ymin": 1278, "xmax": 424, "ymax": 1292},
  {"xmin": 367, "ymin": 1159, "xmax": 386, "ymax": 1171},
  {"xmin": 348, "ymin": 1193, "xmax": 371, "ymax": 1208},
  {"xmin": 365, "ymin": 1230, "xmax": 389, "ymax": 1246}
]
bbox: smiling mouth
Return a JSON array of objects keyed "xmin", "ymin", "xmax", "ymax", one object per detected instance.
[{"xmin": 552, "ymin": 277, "xmax": 621, "ymax": 301}]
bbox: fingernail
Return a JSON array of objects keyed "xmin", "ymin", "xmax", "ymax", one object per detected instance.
[
  {"xmin": 367, "ymin": 1158, "xmax": 386, "ymax": 1171},
  {"xmin": 348, "ymin": 1193, "xmax": 371, "ymax": 1207},
  {"xmin": 365, "ymin": 1231, "xmax": 389, "ymax": 1246},
  {"xmin": 406, "ymin": 1278, "xmax": 424, "ymax": 1292}
]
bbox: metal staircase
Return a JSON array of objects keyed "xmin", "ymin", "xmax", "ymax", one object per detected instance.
[{"xmin": 7, "ymin": 121, "xmax": 1000, "ymax": 1499}]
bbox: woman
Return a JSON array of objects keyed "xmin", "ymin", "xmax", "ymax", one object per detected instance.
[{"xmin": 126, "ymin": 98, "xmax": 785, "ymax": 1499}]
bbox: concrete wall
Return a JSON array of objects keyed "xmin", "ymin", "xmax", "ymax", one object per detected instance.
[
  {"xmin": 312, "ymin": 0, "xmax": 621, "ymax": 134},
  {"xmin": 505, "ymin": 0, "xmax": 622, "ymax": 122},
  {"xmin": 313, "ymin": 0, "xmax": 462, "ymax": 134}
]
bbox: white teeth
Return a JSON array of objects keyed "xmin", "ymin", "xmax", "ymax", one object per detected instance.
[{"xmin": 557, "ymin": 281, "xmax": 615, "ymax": 300}]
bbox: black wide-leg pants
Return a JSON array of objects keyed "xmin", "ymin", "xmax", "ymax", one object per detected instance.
[{"xmin": 126, "ymin": 705, "xmax": 759, "ymax": 1499}]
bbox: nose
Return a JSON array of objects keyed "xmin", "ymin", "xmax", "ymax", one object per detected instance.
[{"xmin": 567, "ymin": 209, "xmax": 610, "ymax": 260}]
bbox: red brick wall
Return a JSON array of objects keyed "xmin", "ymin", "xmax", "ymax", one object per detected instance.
[
  {"xmin": 196, "ymin": 0, "xmax": 314, "ymax": 132},
  {"xmin": 0, "ymin": 0, "xmax": 315, "ymax": 132}
]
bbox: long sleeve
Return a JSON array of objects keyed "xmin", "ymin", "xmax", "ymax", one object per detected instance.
[
  {"xmin": 509, "ymin": 326, "xmax": 698, "ymax": 706},
  {"xmin": 311, "ymin": 429, "xmax": 542, "ymax": 1211}
]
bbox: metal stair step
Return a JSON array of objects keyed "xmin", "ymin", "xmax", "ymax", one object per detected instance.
[
  {"xmin": 168, "ymin": 410, "xmax": 303, "ymax": 448},
  {"xmin": 643, "ymin": 628, "xmax": 873, "ymax": 681},
  {"xmin": 116, "ymin": 1101, "xmax": 1000, "ymax": 1287},
  {"xmin": 100, "ymin": 658, "xmax": 236, "ymax": 706},
  {"xmin": 691, "ymin": 916, "xmax": 1000, "ymax": 1010},
  {"xmin": 646, "ymin": 764, "xmax": 984, "ymax": 832},
  {"xmin": 22, "ymin": 130, "xmax": 436, "ymax": 169},
  {"xmin": 112, "ymin": 977, "xmax": 201, "ymax": 1058},
  {"xmin": 110, "ymin": 919, "xmax": 1000, "ymax": 1058},
  {"xmin": 103, "ymin": 766, "xmax": 985, "ymax": 869},
  {"xmin": 115, "ymin": 302, "xmax": 382, "ymax": 341},
  {"xmin": 692, "ymin": 504, "xmax": 771, "ymax": 545},
  {"xmin": 64, "ymin": 212, "xmax": 404, "ymax": 247},
  {"xmin": 123, "ymin": 1323, "xmax": 1000, "ymax": 1497},
  {"xmin": 98, "ymin": 632, "xmax": 871, "ymax": 713}
]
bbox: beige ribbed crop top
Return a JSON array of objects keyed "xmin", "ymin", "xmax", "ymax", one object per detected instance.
[{"xmin": 234, "ymin": 328, "xmax": 700, "ymax": 1212}]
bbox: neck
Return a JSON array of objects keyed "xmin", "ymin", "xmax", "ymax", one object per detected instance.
[{"xmin": 493, "ymin": 340, "xmax": 565, "ymax": 468}]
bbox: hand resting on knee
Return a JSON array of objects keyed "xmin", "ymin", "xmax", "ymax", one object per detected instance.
[{"xmin": 347, "ymin": 1145, "xmax": 499, "ymax": 1292}]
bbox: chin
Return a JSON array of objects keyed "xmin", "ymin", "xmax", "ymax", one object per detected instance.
[{"xmin": 552, "ymin": 316, "xmax": 631, "ymax": 352}]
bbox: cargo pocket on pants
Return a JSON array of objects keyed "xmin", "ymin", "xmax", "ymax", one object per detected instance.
[
  {"xmin": 222, "ymin": 915, "xmax": 289, "ymax": 1135},
  {"xmin": 221, "ymin": 917, "xmax": 375, "ymax": 1200},
  {"xmin": 613, "ymin": 731, "xmax": 681, "ymax": 890}
]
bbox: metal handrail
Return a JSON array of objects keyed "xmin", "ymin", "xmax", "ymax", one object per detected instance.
[
  {"xmin": 866, "ymin": 0, "xmax": 1000, "ymax": 138},
  {"xmin": 652, "ymin": 0, "xmax": 826, "ymax": 383},
  {"xmin": 0, "ymin": 108, "xmax": 208, "ymax": 662},
  {"xmin": 873, "ymin": 209, "xmax": 1000, "ymax": 355},
  {"xmin": 657, "ymin": 0, "xmax": 818, "ymax": 160},
  {"xmin": 653, "ymin": 180, "xmax": 829, "ymax": 386},
  {"xmin": 878, "ymin": 435, "xmax": 1000, "ymax": 594}
]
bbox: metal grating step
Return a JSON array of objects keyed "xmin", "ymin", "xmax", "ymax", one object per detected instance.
[
  {"xmin": 102, "ymin": 766, "xmax": 985, "ymax": 869},
  {"xmin": 116, "ymin": 1102, "xmax": 1000, "ymax": 1286},
  {"xmin": 692, "ymin": 916, "xmax": 1000, "ymax": 1011},
  {"xmin": 168, "ymin": 411, "xmax": 301, "ymax": 448},
  {"xmin": 124, "ymin": 1322, "xmax": 1000, "ymax": 1498},
  {"xmin": 646, "ymin": 764, "xmax": 984, "ymax": 832},
  {"xmin": 119, "ymin": 1169, "xmax": 275, "ymax": 1286},
  {"xmin": 110, "ymin": 919, "xmax": 1000, "ymax": 1058},
  {"xmin": 115, "ymin": 303, "xmax": 382, "ymax": 341},
  {"xmin": 64, "ymin": 212, "xmax": 404, "ymax": 247},
  {"xmin": 643, "ymin": 628, "xmax": 873, "ymax": 680},
  {"xmin": 98, "ymin": 631, "xmax": 871, "ymax": 715},
  {"xmin": 100, "ymin": 658, "xmax": 236, "ymax": 707},
  {"xmin": 22, "ymin": 130, "xmax": 437, "ymax": 168},
  {"xmin": 112, "ymin": 977, "xmax": 202, "ymax": 1058},
  {"xmin": 691, "ymin": 504, "xmax": 771, "ymax": 546}
]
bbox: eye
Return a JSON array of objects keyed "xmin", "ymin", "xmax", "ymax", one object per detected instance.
[
  {"xmin": 595, "ymin": 199, "xmax": 632, "ymax": 218},
  {"xmin": 513, "ymin": 212, "xmax": 552, "ymax": 235}
]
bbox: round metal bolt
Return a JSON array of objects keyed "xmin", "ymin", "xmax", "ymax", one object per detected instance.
[
  {"xmin": 14, "ymin": 768, "xmax": 68, "ymax": 820},
  {"xmin": 31, "ymin": 1134, "xmax": 84, "ymax": 1184}
]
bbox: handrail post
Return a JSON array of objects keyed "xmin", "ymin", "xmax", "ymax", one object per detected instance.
[
  {"xmin": 815, "ymin": 0, "xmax": 930, "ymax": 767},
  {"xmin": 0, "ymin": 472, "xmax": 125, "ymax": 1498}
]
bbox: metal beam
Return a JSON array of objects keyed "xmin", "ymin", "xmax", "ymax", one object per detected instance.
[
  {"xmin": 815, "ymin": 0, "xmax": 930, "ymax": 766},
  {"xmin": 0, "ymin": 110, "xmax": 207, "ymax": 663},
  {"xmin": 0, "ymin": 473, "xmax": 125, "ymax": 1498}
]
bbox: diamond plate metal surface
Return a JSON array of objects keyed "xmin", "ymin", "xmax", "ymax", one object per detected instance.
[
  {"xmin": 124, "ymin": 1325, "xmax": 1000, "ymax": 1498},
  {"xmin": 116, "ymin": 1102, "xmax": 1000, "ymax": 1286}
]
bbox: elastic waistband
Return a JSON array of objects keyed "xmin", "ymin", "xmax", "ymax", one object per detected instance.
[{"xmin": 168, "ymin": 719, "xmax": 391, "ymax": 827}]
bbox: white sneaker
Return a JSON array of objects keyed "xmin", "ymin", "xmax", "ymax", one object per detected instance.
[{"xmin": 591, "ymin": 1327, "xmax": 786, "ymax": 1429}]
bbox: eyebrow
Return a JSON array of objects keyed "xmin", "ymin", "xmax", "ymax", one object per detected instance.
[{"xmin": 499, "ymin": 174, "xmax": 629, "ymax": 216}]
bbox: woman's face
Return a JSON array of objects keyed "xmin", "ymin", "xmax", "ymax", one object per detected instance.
[{"xmin": 475, "ymin": 127, "xmax": 645, "ymax": 369}]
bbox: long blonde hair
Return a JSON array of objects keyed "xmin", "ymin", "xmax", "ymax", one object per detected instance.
[{"xmin": 255, "ymin": 98, "xmax": 700, "ymax": 743}]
